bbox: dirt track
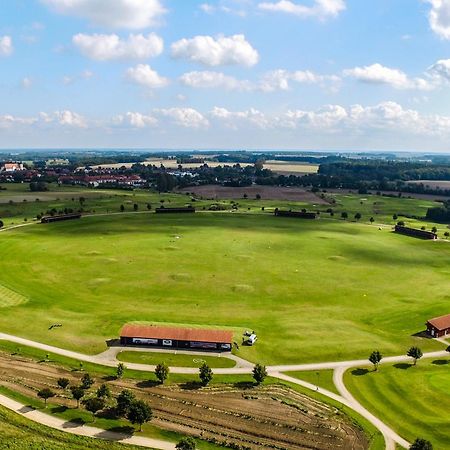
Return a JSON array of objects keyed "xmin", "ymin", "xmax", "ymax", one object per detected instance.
[{"xmin": 0, "ymin": 352, "xmax": 368, "ymax": 450}]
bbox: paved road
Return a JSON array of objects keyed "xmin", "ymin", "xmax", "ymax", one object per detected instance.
[{"xmin": 0, "ymin": 393, "xmax": 174, "ymax": 450}]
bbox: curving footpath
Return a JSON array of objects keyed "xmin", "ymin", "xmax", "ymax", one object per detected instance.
[{"xmin": 1, "ymin": 332, "xmax": 447, "ymax": 449}]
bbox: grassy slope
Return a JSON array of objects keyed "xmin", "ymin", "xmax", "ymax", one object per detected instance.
[
  {"xmin": 0, "ymin": 207, "xmax": 448, "ymax": 363},
  {"xmin": 344, "ymin": 359, "xmax": 450, "ymax": 448},
  {"xmin": 0, "ymin": 404, "xmax": 143, "ymax": 450},
  {"xmin": 117, "ymin": 351, "xmax": 236, "ymax": 368},
  {"xmin": 283, "ymin": 369, "xmax": 339, "ymax": 395}
]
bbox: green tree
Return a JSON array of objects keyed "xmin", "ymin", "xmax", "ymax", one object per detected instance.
[
  {"xmin": 120, "ymin": 204, "xmax": 125, "ymax": 212},
  {"xmin": 393, "ymin": 214, "xmax": 398, "ymax": 220},
  {"xmin": 368, "ymin": 351, "xmax": 382, "ymax": 371},
  {"xmin": 133, "ymin": 203, "xmax": 138, "ymax": 211},
  {"xmin": 0, "ymin": 220, "xmax": 3, "ymax": 229},
  {"xmin": 57, "ymin": 378, "xmax": 70, "ymax": 390},
  {"xmin": 83, "ymin": 397, "xmax": 105, "ymax": 422},
  {"xmin": 71, "ymin": 386, "xmax": 85, "ymax": 408},
  {"xmin": 369, "ymin": 217, "xmax": 374, "ymax": 224},
  {"xmin": 96, "ymin": 383, "xmax": 111, "ymax": 399},
  {"xmin": 155, "ymin": 363, "xmax": 169, "ymax": 384},
  {"xmin": 37, "ymin": 388, "xmax": 55, "ymax": 407},
  {"xmin": 431, "ymin": 226, "xmax": 437, "ymax": 233},
  {"xmin": 444, "ymin": 231, "xmax": 449, "ymax": 239},
  {"xmin": 116, "ymin": 390, "xmax": 136, "ymax": 417},
  {"xmin": 199, "ymin": 363, "xmax": 213, "ymax": 386},
  {"xmin": 81, "ymin": 373, "xmax": 94, "ymax": 390},
  {"xmin": 341, "ymin": 212, "xmax": 348, "ymax": 220},
  {"xmin": 127, "ymin": 400, "xmax": 153, "ymax": 431},
  {"xmin": 116, "ymin": 362, "xmax": 125, "ymax": 379},
  {"xmin": 407, "ymin": 346, "xmax": 423, "ymax": 365},
  {"xmin": 410, "ymin": 438, "xmax": 433, "ymax": 450},
  {"xmin": 252, "ymin": 364, "xmax": 267, "ymax": 385},
  {"xmin": 354, "ymin": 212, "xmax": 362, "ymax": 221},
  {"xmin": 176, "ymin": 436, "xmax": 196, "ymax": 450}
]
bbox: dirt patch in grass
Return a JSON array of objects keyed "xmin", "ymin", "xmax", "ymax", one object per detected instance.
[
  {"xmin": 177, "ymin": 185, "xmax": 329, "ymax": 203},
  {"xmin": 0, "ymin": 351, "xmax": 369, "ymax": 450}
]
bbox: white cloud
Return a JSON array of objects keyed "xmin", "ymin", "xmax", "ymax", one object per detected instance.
[
  {"xmin": 155, "ymin": 108, "xmax": 209, "ymax": 128},
  {"xmin": 39, "ymin": 110, "xmax": 87, "ymax": 127},
  {"xmin": 258, "ymin": 0, "xmax": 346, "ymax": 20},
  {"xmin": 73, "ymin": 33, "xmax": 163, "ymax": 61},
  {"xmin": 0, "ymin": 114, "xmax": 37, "ymax": 129},
  {"xmin": 114, "ymin": 112, "xmax": 158, "ymax": 128},
  {"xmin": 125, "ymin": 64, "xmax": 169, "ymax": 89},
  {"xmin": 41, "ymin": 0, "xmax": 166, "ymax": 29},
  {"xmin": 179, "ymin": 71, "xmax": 252, "ymax": 90},
  {"xmin": 260, "ymin": 69, "xmax": 340, "ymax": 91},
  {"xmin": 171, "ymin": 34, "xmax": 259, "ymax": 67},
  {"xmin": 0, "ymin": 36, "xmax": 13, "ymax": 56},
  {"xmin": 210, "ymin": 107, "xmax": 271, "ymax": 129},
  {"xmin": 343, "ymin": 63, "xmax": 432, "ymax": 90},
  {"xmin": 21, "ymin": 77, "xmax": 33, "ymax": 89},
  {"xmin": 427, "ymin": 58, "xmax": 450, "ymax": 82},
  {"xmin": 427, "ymin": 0, "xmax": 450, "ymax": 39},
  {"xmin": 62, "ymin": 70, "xmax": 93, "ymax": 85}
]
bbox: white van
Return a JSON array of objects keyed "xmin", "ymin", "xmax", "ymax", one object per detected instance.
[{"xmin": 248, "ymin": 334, "xmax": 257, "ymax": 346}]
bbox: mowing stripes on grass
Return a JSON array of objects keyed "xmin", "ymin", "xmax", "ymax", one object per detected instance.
[{"xmin": 0, "ymin": 284, "xmax": 28, "ymax": 307}]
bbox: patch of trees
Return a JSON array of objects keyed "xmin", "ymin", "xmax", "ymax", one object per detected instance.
[
  {"xmin": 29, "ymin": 181, "xmax": 48, "ymax": 192},
  {"xmin": 426, "ymin": 200, "xmax": 450, "ymax": 222}
]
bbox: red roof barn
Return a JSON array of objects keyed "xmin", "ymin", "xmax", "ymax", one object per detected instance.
[{"xmin": 426, "ymin": 314, "xmax": 450, "ymax": 338}]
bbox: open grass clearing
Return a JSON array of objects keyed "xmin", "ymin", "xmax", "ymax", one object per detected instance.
[
  {"xmin": 117, "ymin": 351, "xmax": 236, "ymax": 368},
  {"xmin": 0, "ymin": 210, "xmax": 447, "ymax": 364},
  {"xmin": 344, "ymin": 359, "xmax": 450, "ymax": 448},
  {"xmin": 283, "ymin": 369, "xmax": 339, "ymax": 395}
]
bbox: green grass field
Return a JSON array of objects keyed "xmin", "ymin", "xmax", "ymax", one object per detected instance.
[
  {"xmin": 284, "ymin": 370, "xmax": 339, "ymax": 395},
  {"xmin": 344, "ymin": 359, "xmax": 450, "ymax": 448},
  {"xmin": 117, "ymin": 351, "xmax": 236, "ymax": 368},
  {"xmin": 0, "ymin": 202, "xmax": 448, "ymax": 364}
]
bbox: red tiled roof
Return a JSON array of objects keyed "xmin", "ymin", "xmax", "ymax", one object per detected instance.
[
  {"xmin": 120, "ymin": 324, "xmax": 233, "ymax": 343},
  {"xmin": 427, "ymin": 314, "xmax": 450, "ymax": 331}
]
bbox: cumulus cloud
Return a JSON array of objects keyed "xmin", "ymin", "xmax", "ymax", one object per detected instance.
[
  {"xmin": 343, "ymin": 63, "xmax": 432, "ymax": 90},
  {"xmin": 0, "ymin": 36, "xmax": 13, "ymax": 56},
  {"xmin": 154, "ymin": 108, "xmax": 209, "ymax": 128},
  {"xmin": 171, "ymin": 34, "xmax": 259, "ymax": 67},
  {"xmin": 427, "ymin": 0, "xmax": 450, "ymax": 39},
  {"xmin": 258, "ymin": 0, "xmax": 346, "ymax": 20},
  {"xmin": 210, "ymin": 107, "xmax": 271, "ymax": 129},
  {"xmin": 21, "ymin": 77, "xmax": 33, "ymax": 89},
  {"xmin": 179, "ymin": 71, "xmax": 252, "ymax": 90},
  {"xmin": 41, "ymin": 0, "xmax": 166, "ymax": 29},
  {"xmin": 125, "ymin": 64, "xmax": 169, "ymax": 89},
  {"xmin": 73, "ymin": 33, "xmax": 163, "ymax": 61},
  {"xmin": 113, "ymin": 112, "xmax": 158, "ymax": 128},
  {"xmin": 260, "ymin": 69, "xmax": 340, "ymax": 91},
  {"xmin": 39, "ymin": 110, "xmax": 87, "ymax": 127},
  {"xmin": 427, "ymin": 58, "xmax": 450, "ymax": 82}
]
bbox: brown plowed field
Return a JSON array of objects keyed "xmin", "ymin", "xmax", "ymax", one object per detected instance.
[
  {"xmin": 177, "ymin": 185, "xmax": 329, "ymax": 204},
  {"xmin": 0, "ymin": 352, "xmax": 368, "ymax": 450}
]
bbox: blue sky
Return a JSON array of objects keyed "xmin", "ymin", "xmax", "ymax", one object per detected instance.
[{"xmin": 1, "ymin": 0, "xmax": 450, "ymax": 151}]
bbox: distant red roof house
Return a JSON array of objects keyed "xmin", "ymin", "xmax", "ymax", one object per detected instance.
[
  {"xmin": 426, "ymin": 314, "xmax": 450, "ymax": 338},
  {"xmin": 1, "ymin": 162, "xmax": 24, "ymax": 172},
  {"xmin": 120, "ymin": 324, "xmax": 233, "ymax": 351}
]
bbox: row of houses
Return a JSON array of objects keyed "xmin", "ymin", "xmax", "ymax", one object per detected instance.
[{"xmin": 58, "ymin": 174, "xmax": 144, "ymax": 188}]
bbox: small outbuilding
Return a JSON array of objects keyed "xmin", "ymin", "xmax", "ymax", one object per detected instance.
[
  {"xmin": 41, "ymin": 213, "xmax": 82, "ymax": 224},
  {"xmin": 155, "ymin": 207, "xmax": 195, "ymax": 214},
  {"xmin": 120, "ymin": 324, "xmax": 233, "ymax": 351},
  {"xmin": 426, "ymin": 314, "xmax": 450, "ymax": 338},
  {"xmin": 274, "ymin": 209, "xmax": 318, "ymax": 219},
  {"xmin": 394, "ymin": 225, "xmax": 437, "ymax": 240}
]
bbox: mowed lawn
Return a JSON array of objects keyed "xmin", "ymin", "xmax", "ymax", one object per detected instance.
[
  {"xmin": 344, "ymin": 359, "xmax": 450, "ymax": 447},
  {"xmin": 0, "ymin": 212, "xmax": 448, "ymax": 364}
]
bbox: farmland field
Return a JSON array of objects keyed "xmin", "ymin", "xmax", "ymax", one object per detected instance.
[
  {"xmin": 345, "ymin": 359, "xmax": 450, "ymax": 448},
  {"xmin": 0, "ymin": 193, "xmax": 448, "ymax": 364}
]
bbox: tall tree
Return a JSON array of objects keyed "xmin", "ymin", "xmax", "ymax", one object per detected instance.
[
  {"xmin": 176, "ymin": 436, "xmax": 197, "ymax": 450},
  {"xmin": 81, "ymin": 373, "xmax": 94, "ymax": 390},
  {"xmin": 368, "ymin": 351, "xmax": 383, "ymax": 371},
  {"xmin": 252, "ymin": 364, "xmax": 268, "ymax": 385},
  {"xmin": 410, "ymin": 438, "xmax": 433, "ymax": 450},
  {"xmin": 407, "ymin": 347, "xmax": 423, "ymax": 365},
  {"xmin": 71, "ymin": 386, "xmax": 85, "ymax": 408},
  {"xmin": 37, "ymin": 388, "xmax": 55, "ymax": 407},
  {"xmin": 155, "ymin": 363, "xmax": 169, "ymax": 384},
  {"xmin": 57, "ymin": 378, "xmax": 70, "ymax": 390},
  {"xmin": 199, "ymin": 363, "xmax": 213, "ymax": 386},
  {"xmin": 116, "ymin": 362, "xmax": 125, "ymax": 379},
  {"xmin": 116, "ymin": 390, "xmax": 136, "ymax": 417},
  {"xmin": 83, "ymin": 397, "xmax": 105, "ymax": 422},
  {"xmin": 127, "ymin": 400, "xmax": 153, "ymax": 432}
]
